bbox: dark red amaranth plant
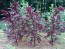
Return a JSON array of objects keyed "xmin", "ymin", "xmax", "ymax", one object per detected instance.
[
  {"xmin": 2, "ymin": 2, "xmax": 44, "ymax": 46},
  {"xmin": 44, "ymin": 6, "xmax": 65, "ymax": 45}
]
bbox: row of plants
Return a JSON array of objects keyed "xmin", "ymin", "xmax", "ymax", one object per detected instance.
[{"xmin": 0, "ymin": 1, "xmax": 65, "ymax": 47}]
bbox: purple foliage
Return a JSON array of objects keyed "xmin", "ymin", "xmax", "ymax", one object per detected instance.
[
  {"xmin": 44, "ymin": 6, "xmax": 65, "ymax": 45},
  {"xmin": 2, "ymin": 2, "xmax": 44, "ymax": 46},
  {"xmin": 1, "ymin": 1, "xmax": 65, "ymax": 46}
]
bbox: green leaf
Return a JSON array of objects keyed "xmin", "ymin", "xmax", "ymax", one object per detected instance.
[{"xmin": 6, "ymin": 44, "xmax": 16, "ymax": 49}]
